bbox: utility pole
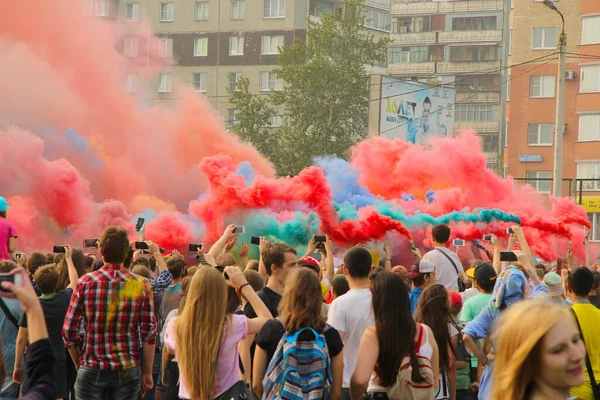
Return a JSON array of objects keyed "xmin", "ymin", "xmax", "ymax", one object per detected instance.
[
  {"xmin": 543, "ymin": 0, "xmax": 565, "ymax": 197},
  {"xmin": 498, "ymin": 0, "xmax": 511, "ymax": 176}
]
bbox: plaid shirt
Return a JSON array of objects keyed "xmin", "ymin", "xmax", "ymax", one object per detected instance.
[
  {"xmin": 149, "ymin": 269, "xmax": 173, "ymax": 294},
  {"xmin": 62, "ymin": 264, "xmax": 156, "ymax": 370}
]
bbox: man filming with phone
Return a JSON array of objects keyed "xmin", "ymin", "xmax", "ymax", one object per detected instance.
[{"xmin": 422, "ymin": 223, "xmax": 468, "ymax": 292}]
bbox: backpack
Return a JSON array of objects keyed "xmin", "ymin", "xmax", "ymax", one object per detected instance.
[
  {"xmin": 262, "ymin": 326, "xmax": 332, "ymax": 400},
  {"xmin": 387, "ymin": 324, "xmax": 435, "ymax": 400}
]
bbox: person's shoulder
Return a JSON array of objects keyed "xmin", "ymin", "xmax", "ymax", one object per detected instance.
[{"xmin": 123, "ymin": 271, "xmax": 153, "ymax": 292}]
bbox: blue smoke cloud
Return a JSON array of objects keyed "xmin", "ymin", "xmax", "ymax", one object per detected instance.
[{"xmin": 314, "ymin": 156, "xmax": 376, "ymax": 208}]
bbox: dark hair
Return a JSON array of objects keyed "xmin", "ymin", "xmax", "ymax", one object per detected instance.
[
  {"xmin": 372, "ymin": 272, "xmax": 425, "ymax": 386},
  {"xmin": 411, "ymin": 273, "xmax": 433, "ymax": 287},
  {"xmin": 261, "ymin": 243, "xmax": 297, "ymax": 276},
  {"xmin": 369, "ymin": 266, "xmax": 385, "ymax": 282},
  {"xmin": 34, "ymin": 264, "xmax": 60, "ymax": 294},
  {"xmin": 569, "ymin": 267, "xmax": 594, "ymax": 297},
  {"xmin": 226, "ymin": 286, "xmax": 241, "ymax": 314},
  {"xmin": 415, "ymin": 284, "xmax": 456, "ymax": 371},
  {"xmin": 432, "ymin": 224, "xmax": 451, "ymax": 244},
  {"xmin": 133, "ymin": 257, "xmax": 150, "ymax": 268},
  {"xmin": 26, "ymin": 253, "xmax": 48, "ymax": 276},
  {"xmin": 100, "ymin": 226, "xmax": 130, "ymax": 265},
  {"xmin": 344, "ymin": 247, "xmax": 372, "ymax": 279},
  {"xmin": 94, "ymin": 259, "xmax": 104, "ymax": 271},
  {"xmin": 57, "ymin": 249, "xmax": 86, "ymax": 291},
  {"xmin": 244, "ymin": 270, "xmax": 264, "ymax": 293},
  {"xmin": 476, "ymin": 276, "xmax": 496, "ymax": 293},
  {"xmin": 124, "ymin": 248, "xmax": 135, "ymax": 269},
  {"xmin": 84, "ymin": 255, "xmax": 95, "ymax": 271},
  {"xmin": 332, "ymin": 274, "xmax": 349, "ymax": 297},
  {"xmin": 167, "ymin": 255, "xmax": 187, "ymax": 279},
  {"xmin": 0, "ymin": 260, "xmax": 18, "ymax": 273},
  {"xmin": 0, "ymin": 211, "xmax": 6, "ymax": 218},
  {"xmin": 423, "ymin": 96, "xmax": 431, "ymax": 106}
]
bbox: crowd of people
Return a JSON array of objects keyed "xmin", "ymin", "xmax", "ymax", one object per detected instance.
[{"xmin": 1, "ymin": 195, "xmax": 600, "ymax": 400}]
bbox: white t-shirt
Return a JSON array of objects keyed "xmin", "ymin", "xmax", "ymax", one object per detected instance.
[
  {"xmin": 327, "ymin": 288, "xmax": 374, "ymax": 388},
  {"xmin": 423, "ymin": 247, "xmax": 461, "ymax": 291}
]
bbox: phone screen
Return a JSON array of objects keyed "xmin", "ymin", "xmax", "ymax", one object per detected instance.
[
  {"xmin": 251, "ymin": 236, "xmax": 260, "ymax": 245},
  {"xmin": 500, "ymin": 251, "xmax": 518, "ymax": 262},
  {"xmin": 311, "ymin": 253, "xmax": 322, "ymax": 261},
  {"xmin": 453, "ymin": 239, "xmax": 465, "ymax": 247},
  {"xmin": 314, "ymin": 235, "xmax": 326, "ymax": 243},
  {"xmin": 188, "ymin": 244, "xmax": 203, "ymax": 252},
  {"xmin": 53, "ymin": 245, "xmax": 66, "ymax": 254},
  {"xmin": 135, "ymin": 218, "xmax": 145, "ymax": 232},
  {"xmin": 135, "ymin": 242, "xmax": 149, "ymax": 250},
  {"xmin": 234, "ymin": 226, "xmax": 245, "ymax": 234},
  {"xmin": 83, "ymin": 239, "xmax": 99, "ymax": 248}
]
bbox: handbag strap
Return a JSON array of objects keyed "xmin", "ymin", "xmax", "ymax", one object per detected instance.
[
  {"xmin": 435, "ymin": 248, "xmax": 460, "ymax": 275},
  {"xmin": 0, "ymin": 298, "xmax": 19, "ymax": 328},
  {"xmin": 570, "ymin": 308, "xmax": 599, "ymax": 395}
]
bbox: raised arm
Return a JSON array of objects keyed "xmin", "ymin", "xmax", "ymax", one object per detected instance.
[
  {"xmin": 258, "ymin": 237, "xmax": 270, "ymax": 279},
  {"xmin": 325, "ymin": 236, "xmax": 335, "ymax": 283},
  {"xmin": 65, "ymin": 246, "xmax": 81, "ymax": 290},
  {"xmin": 208, "ymin": 224, "xmax": 237, "ymax": 258},
  {"xmin": 302, "ymin": 235, "xmax": 318, "ymax": 259},
  {"xmin": 490, "ymin": 235, "xmax": 501, "ymax": 275},
  {"xmin": 383, "ymin": 242, "xmax": 392, "ymax": 272},
  {"xmin": 148, "ymin": 241, "xmax": 167, "ymax": 273},
  {"xmin": 511, "ymin": 226, "xmax": 535, "ymax": 269},
  {"xmin": 584, "ymin": 229, "xmax": 594, "ymax": 269}
]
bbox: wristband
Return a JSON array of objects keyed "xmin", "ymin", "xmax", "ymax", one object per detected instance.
[
  {"xmin": 152, "ymin": 252, "xmax": 161, "ymax": 258},
  {"xmin": 239, "ymin": 282, "xmax": 251, "ymax": 292}
]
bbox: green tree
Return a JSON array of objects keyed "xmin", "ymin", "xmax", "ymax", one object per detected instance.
[
  {"xmin": 228, "ymin": 77, "xmax": 276, "ymax": 156},
  {"xmin": 271, "ymin": 0, "xmax": 388, "ymax": 176}
]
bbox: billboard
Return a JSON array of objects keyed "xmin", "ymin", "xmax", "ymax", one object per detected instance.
[{"xmin": 379, "ymin": 76, "xmax": 455, "ymax": 144}]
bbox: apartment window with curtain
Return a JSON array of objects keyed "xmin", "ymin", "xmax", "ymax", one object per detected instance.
[
  {"xmin": 231, "ymin": 0, "xmax": 245, "ymax": 19},
  {"xmin": 263, "ymin": 0, "xmax": 285, "ymax": 18},
  {"xmin": 194, "ymin": 37, "xmax": 208, "ymax": 56},
  {"xmin": 527, "ymin": 124, "xmax": 553, "ymax": 145},
  {"xmin": 158, "ymin": 73, "xmax": 172, "ymax": 92},
  {"xmin": 229, "ymin": 36, "xmax": 244, "ymax": 56},
  {"xmin": 159, "ymin": 38, "xmax": 173, "ymax": 57},
  {"xmin": 531, "ymin": 27, "xmax": 558, "ymax": 49},
  {"xmin": 228, "ymin": 72, "xmax": 242, "ymax": 91},
  {"xmin": 268, "ymin": 113, "xmax": 282, "ymax": 127},
  {"xmin": 581, "ymin": 65, "xmax": 600, "ymax": 93},
  {"xmin": 261, "ymin": 35, "xmax": 284, "ymax": 55},
  {"xmin": 526, "ymin": 171, "xmax": 552, "ymax": 194},
  {"xmin": 259, "ymin": 72, "xmax": 283, "ymax": 91},
  {"xmin": 194, "ymin": 1, "xmax": 209, "ymax": 20},
  {"xmin": 452, "ymin": 16, "xmax": 496, "ymax": 31},
  {"xmin": 125, "ymin": 73, "xmax": 138, "ymax": 92},
  {"xmin": 587, "ymin": 213, "xmax": 600, "ymax": 241},
  {"xmin": 455, "ymin": 104, "xmax": 495, "ymax": 122},
  {"xmin": 395, "ymin": 16, "xmax": 431, "ymax": 33},
  {"xmin": 582, "ymin": 16, "xmax": 600, "ymax": 44},
  {"xmin": 578, "ymin": 162, "xmax": 600, "ymax": 191},
  {"xmin": 579, "ymin": 114, "xmax": 600, "ymax": 141},
  {"xmin": 125, "ymin": 3, "xmax": 139, "ymax": 21},
  {"xmin": 193, "ymin": 73, "xmax": 206, "ymax": 92},
  {"xmin": 364, "ymin": 10, "xmax": 391, "ymax": 32},
  {"xmin": 530, "ymin": 75, "xmax": 555, "ymax": 98},
  {"xmin": 449, "ymin": 46, "xmax": 497, "ymax": 62},
  {"xmin": 227, "ymin": 109, "xmax": 239, "ymax": 127},
  {"xmin": 124, "ymin": 38, "xmax": 138, "ymax": 58},
  {"xmin": 160, "ymin": 2, "xmax": 174, "ymax": 21}
]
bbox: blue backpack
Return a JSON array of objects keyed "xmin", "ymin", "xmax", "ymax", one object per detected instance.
[{"xmin": 262, "ymin": 326, "xmax": 332, "ymax": 400}]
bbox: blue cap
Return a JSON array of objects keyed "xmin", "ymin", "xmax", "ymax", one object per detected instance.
[{"xmin": 0, "ymin": 197, "xmax": 9, "ymax": 212}]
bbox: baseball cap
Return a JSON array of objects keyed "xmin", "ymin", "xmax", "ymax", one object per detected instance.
[
  {"xmin": 299, "ymin": 257, "xmax": 320, "ymax": 273},
  {"xmin": 0, "ymin": 197, "xmax": 9, "ymax": 212},
  {"xmin": 466, "ymin": 262, "xmax": 497, "ymax": 285},
  {"xmin": 543, "ymin": 272, "xmax": 564, "ymax": 297},
  {"xmin": 408, "ymin": 259, "xmax": 436, "ymax": 280},
  {"xmin": 449, "ymin": 291, "xmax": 463, "ymax": 311}
]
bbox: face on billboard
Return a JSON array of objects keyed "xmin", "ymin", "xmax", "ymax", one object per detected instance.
[{"xmin": 423, "ymin": 97, "xmax": 432, "ymax": 134}]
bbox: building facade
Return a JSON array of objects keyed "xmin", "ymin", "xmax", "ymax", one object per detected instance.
[
  {"xmin": 505, "ymin": 0, "xmax": 600, "ymax": 240},
  {"xmin": 385, "ymin": 0, "xmax": 506, "ymax": 169},
  {"xmin": 86, "ymin": 0, "xmax": 389, "ymax": 128}
]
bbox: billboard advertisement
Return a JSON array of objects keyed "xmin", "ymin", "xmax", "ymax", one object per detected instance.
[{"xmin": 379, "ymin": 76, "xmax": 455, "ymax": 144}]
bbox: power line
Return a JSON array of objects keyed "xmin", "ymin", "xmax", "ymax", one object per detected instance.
[{"xmin": 376, "ymin": 57, "xmax": 557, "ymax": 138}]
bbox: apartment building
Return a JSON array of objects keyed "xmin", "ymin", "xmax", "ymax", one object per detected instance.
[
  {"xmin": 386, "ymin": 0, "xmax": 506, "ymax": 169},
  {"xmin": 505, "ymin": 0, "xmax": 600, "ymax": 240},
  {"xmin": 86, "ymin": 0, "xmax": 390, "ymax": 127}
]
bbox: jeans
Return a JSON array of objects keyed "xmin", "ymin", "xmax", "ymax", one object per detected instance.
[
  {"xmin": 340, "ymin": 388, "xmax": 351, "ymax": 400},
  {"xmin": 75, "ymin": 366, "xmax": 141, "ymax": 400}
]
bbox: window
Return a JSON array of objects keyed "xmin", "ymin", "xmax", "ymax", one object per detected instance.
[
  {"xmin": 194, "ymin": 1, "xmax": 209, "ymax": 20},
  {"xmin": 160, "ymin": 3, "xmax": 174, "ymax": 21},
  {"xmin": 449, "ymin": 46, "xmax": 497, "ymax": 62},
  {"xmin": 260, "ymin": 72, "xmax": 283, "ymax": 91},
  {"xmin": 509, "ymin": 30, "xmax": 512, "ymax": 55},
  {"xmin": 389, "ymin": 47, "xmax": 429, "ymax": 63},
  {"xmin": 579, "ymin": 114, "xmax": 600, "ymax": 141},
  {"xmin": 159, "ymin": 38, "xmax": 173, "ymax": 58},
  {"xmin": 231, "ymin": 0, "xmax": 245, "ymax": 19},
  {"xmin": 578, "ymin": 163, "xmax": 600, "ymax": 191},
  {"xmin": 193, "ymin": 73, "xmax": 206, "ymax": 92},
  {"xmin": 261, "ymin": 35, "xmax": 284, "ymax": 55},
  {"xmin": 455, "ymin": 105, "xmax": 496, "ymax": 122},
  {"xmin": 125, "ymin": 3, "xmax": 139, "ymax": 21},
  {"xmin": 158, "ymin": 73, "xmax": 172, "ymax": 92},
  {"xmin": 268, "ymin": 114, "xmax": 282, "ymax": 127},
  {"xmin": 395, "ymin": 16, "xmax": 431, "ymax": 33},
  {"xmin": 92, "ymin": 1, "xmax": 110, "ymax": 17},
  {"xmin": 531, "ymin": 27, "xmax": 557, "ymax": 49},
  {"xmin": 504, "ymin": 120, "xmax": 509, "ymax": 147},
  {"xmin": 530, "ymin": 75, "xmax": 555, "ymax": 98},
  {"xmin": 587, "ymin": 213, "xmax": 600, "ymax": 241},
  {"xmin": 482, "ymin": 134, "xmax": 499, "ymax": 153},
  {"xmin": 125, "ymin": 73, "xmax": 138, "ymax": 92},
  {"xmin": 365, "ymin": 10, "xmax": 391, "ymax": 32},
  {"xmin": 582, "ymin": 17, "xmax": 600, "ymax": 44},
  {"xmin": 526, "ymin": 171, "xmax": 552, "ymax": 194},
  {"xmin": 229, "ymin": 36, "xmax": 244, "ymax": 56},
  {"xmin": 581, "ymin": 65, "xmax": 600, "ymax": 93},
  {"xmin": 194, "ymin": 37, "xmax": 208, "ymax": 56},
  {"xmin": 263, "ymin": 0, "xmax": 285, "ymax": 18},
  {"xmin": 124, "ymin": 38, "xmax": 138, "ymax": 58},
  {"xmin": 452, "ymin": 16, "xmax": 497, "ymax": 31},
  {"xmin": 528, "ymin": 124, "xmax": 553, "ymax": 145},
  {"xmin": 227, "ymin": 109, "xmax": 239, "ymax": 127},
  {"xmin": 228, "ymin": 72, "xmax": 242, "ymax": 91},
  {"xmin": 506, "ymin": 77, "xmax": 511, "ymax": 101}
]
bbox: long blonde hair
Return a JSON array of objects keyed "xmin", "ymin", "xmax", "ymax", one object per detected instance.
[
  {"xmin": 490, "ymin": 300, "xmax": 571, "ymax": 400},
  {"xmin": 175, "ymin": 267, "xmax": 227, "ymax": 400}
]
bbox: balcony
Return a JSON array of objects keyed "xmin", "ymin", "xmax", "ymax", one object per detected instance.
[
  {"xmin": 388, "ymin": 62, "xmax": 436, "ymax": 75},
  {"xmin": 391, "ymin": 2, "xmax": 438, "ymax": 15},
  {"xmin": 484, "ymin": 152, "xmax": 498, "ymax": 165},
  {"xmin": 365, "ymin": 0, "xmax": 391, "ymax": 11},
  {"xmin": 390, "ymin": 31, "xmax": 437, "ymax": 45},
  {"xmin": 456, "ymin": 91, "xmax": 500, "ymax": 103},
  {"xmin": 438, "ymin": 30, "xmax": 502, "ymax": 44},
  {"xmin": 437, "ymin": 60, "xmax": 501, "ymax": 74},
  {"xmin": 439, "ymin": 0, "xmax": 503, "ymax": 13},
  {"xmin": 454, "ymin": 121, "xmax": 499, "ymax": 133}
]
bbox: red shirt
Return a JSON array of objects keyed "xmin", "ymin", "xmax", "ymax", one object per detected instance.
[{"xmin": 62, "ymin": 264, "xmax": 156, "ymax": 370}]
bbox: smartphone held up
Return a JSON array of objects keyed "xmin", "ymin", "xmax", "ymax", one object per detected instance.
[{"xmin": 0, "ymin": 272, "xmax": 22, "ymax": 293}]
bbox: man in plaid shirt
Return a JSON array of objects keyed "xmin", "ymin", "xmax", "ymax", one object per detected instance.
[{"xmin": 63, "ymin": 226, "xmax": 157, "ymax": 399}]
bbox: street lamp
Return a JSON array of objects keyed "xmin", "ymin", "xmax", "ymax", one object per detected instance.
[{"xmin": 542, "ymin": 0, "xmax": 566, "ymax": 197}]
